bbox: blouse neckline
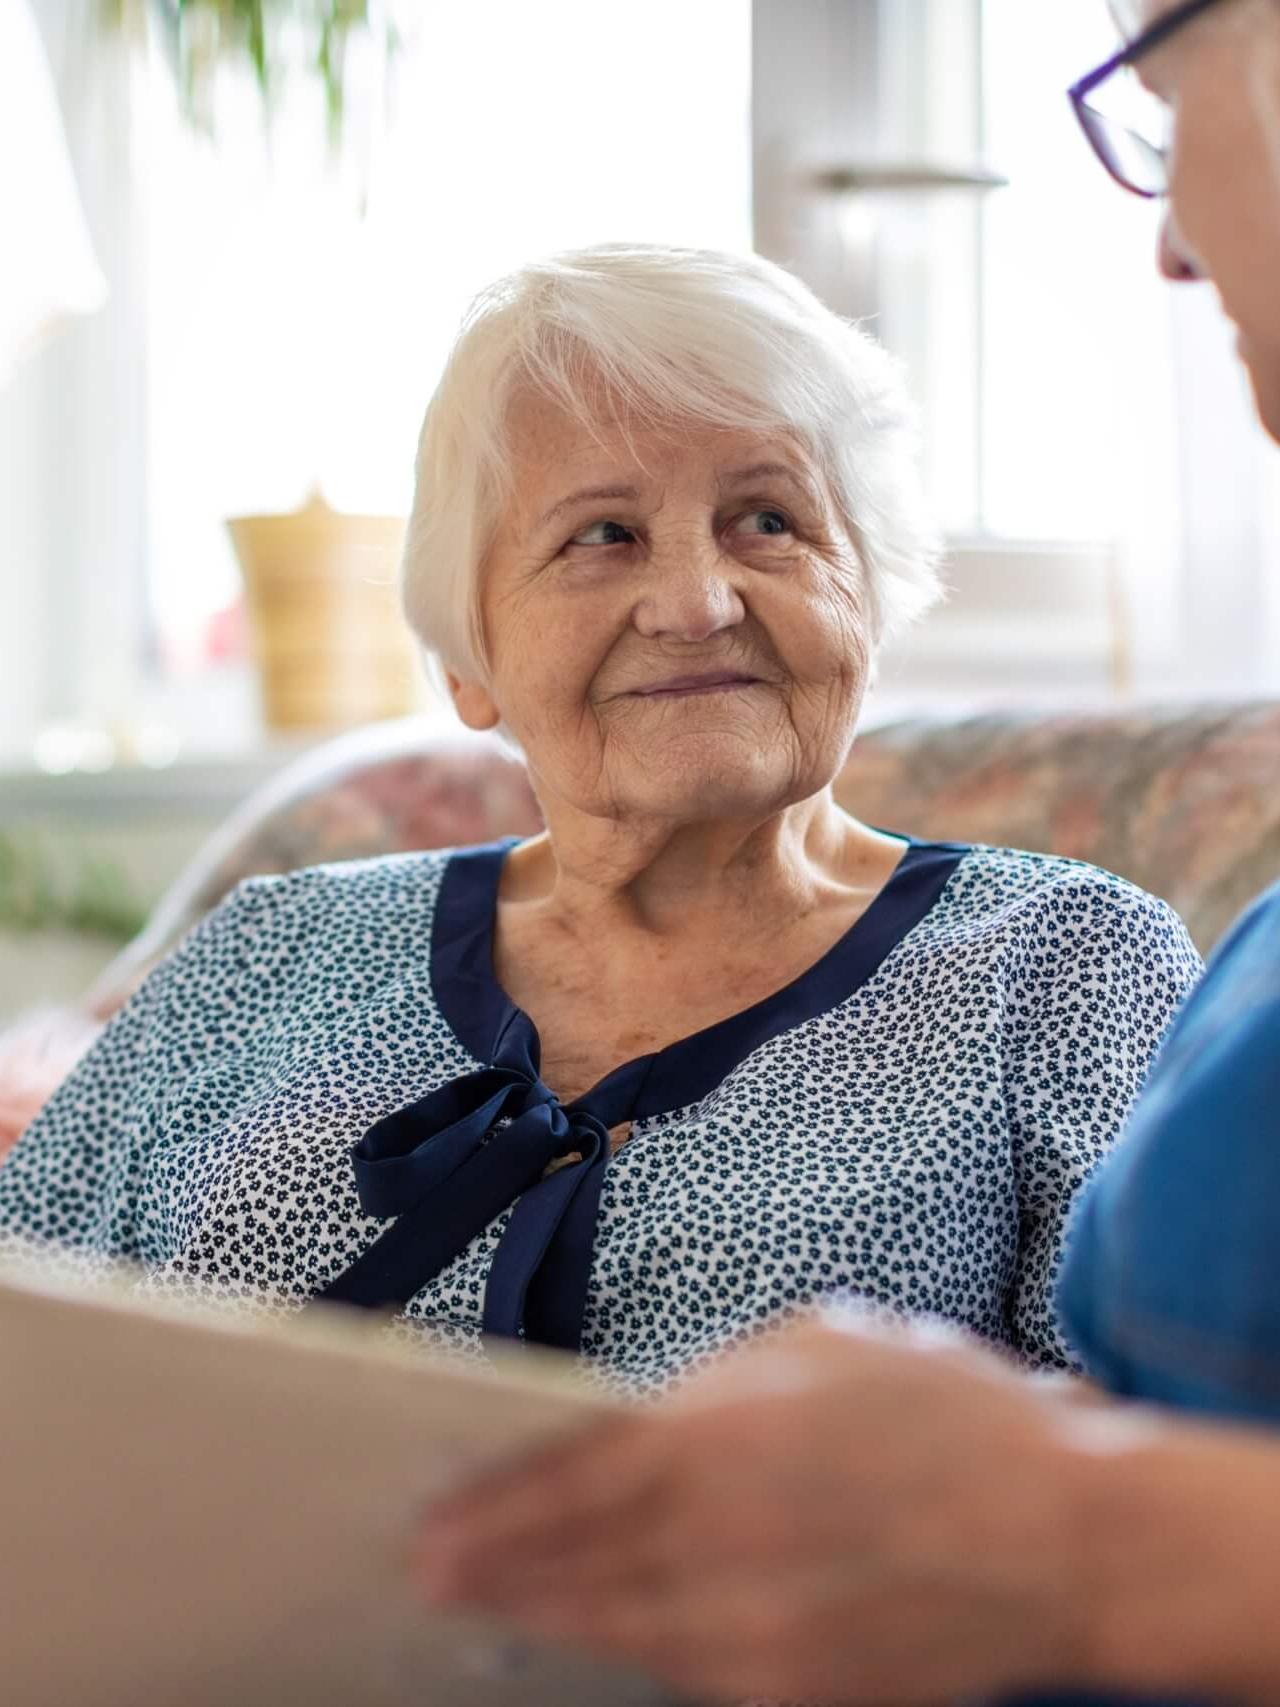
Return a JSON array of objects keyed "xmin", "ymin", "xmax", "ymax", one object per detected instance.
[{"xmin": 430, "ymin": 834, "xmax": 969, "ymax": 1131}]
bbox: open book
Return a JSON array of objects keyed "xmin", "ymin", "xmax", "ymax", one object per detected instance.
[{"xmin": 0, "ymin": 1258, "xmax": 676, "ymax": 1707}]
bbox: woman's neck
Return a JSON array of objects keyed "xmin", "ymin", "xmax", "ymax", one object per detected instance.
[{"xmin": 499, "ymin": 791, "xmax": 905, "ymax": 946}]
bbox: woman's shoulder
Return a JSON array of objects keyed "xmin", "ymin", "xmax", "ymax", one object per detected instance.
[
  {"xmin": 909, "ymin": 843, "xmax": 1203, "ymax": 1047},
  {"xmin": 208, "ymin": 842, "xmax": 496, "ymax": 929},
  {"xmin": 139, "ymin": 845, "xmax": 491, "ymax": 1023},
  {"xmin": 948, "ymin": 840, "xmax": 1169, "ymax": 903},
  {"xmin": 226, "ymin": 845, "xmax": 459, "ymax": 912},
  {"xmin": 927, "ymin": 841, "xmax": 1200, "ymax": 963}
]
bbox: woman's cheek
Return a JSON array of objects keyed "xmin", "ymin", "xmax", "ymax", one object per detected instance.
[
  {"xmin": 777, "ymin": 566, "xmax": 870, "ymax": 687},
  {"xmin": 818, "ymin": 558, "xmax": 874, "ymax": 669},
  {"xmin": 515, "ymin": 614, "xmax": 616, "ymax": 733}
]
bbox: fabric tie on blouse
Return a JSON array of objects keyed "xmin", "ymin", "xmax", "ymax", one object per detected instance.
[
  {"xmin": 314, "ymin": 838, "xmax": 970, "ymax": 1354},
  {"xmin": 315, "ymin": 1026, "xmax": 616, "ymax": 1352}
]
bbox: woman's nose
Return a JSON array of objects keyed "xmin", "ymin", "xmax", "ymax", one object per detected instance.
[
  {"xmin": 632, "ymin": 542, "xmax": 746, "ymax": 643},
  {"xmin": 1158, "ymin": 209, "xmax": 1204, "ymax": 283}
]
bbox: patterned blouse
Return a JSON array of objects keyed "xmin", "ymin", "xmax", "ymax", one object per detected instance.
[{"xmin": 0, "ymin": 838, "xmax": 1201, "ymax": 1396}]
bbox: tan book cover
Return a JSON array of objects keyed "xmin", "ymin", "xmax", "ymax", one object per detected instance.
[{"xmin": 0, "ymin": 1259, "xmax": 676, "ymax": 1707}]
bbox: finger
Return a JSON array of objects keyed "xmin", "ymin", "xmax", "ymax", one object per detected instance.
[
  {"xmin": 456, "ymin": 1477, "xmax": 688, "ymax": 1619},
  {"xmin": 537, "ymin": 1558, "xmax": 960, "ymax": 1706},
  {"xmin": 427, "ymin": 1414, "xmax": 652, "ymax": 1538},
  {"xmin": 420, "ymin": 1414, "xmax": 673, "ymax": 1595},
  {"xmin": 440, "ymin": 1408, "xmax": 875, "ymax": 1618},
  {"xmin": 430, "ymin": 1396, "xmax": 829, "ymax": 1613},
  {"xmin": 474, "ymin": 1470, "xmax": 829, "ymax": 1611},
  {"xmin": 480, "ymin": 1559, "xmax": 849, "ymax": 1704}
]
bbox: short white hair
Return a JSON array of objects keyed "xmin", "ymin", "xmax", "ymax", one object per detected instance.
[{"xmin": 402, "ymin": 243, "xmax": 942, "ymax": 678}]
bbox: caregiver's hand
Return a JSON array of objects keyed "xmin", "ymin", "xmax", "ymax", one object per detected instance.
[{"xmin": 418, "ymin": 1314, "xmax": 1122, "ymax": 1705}]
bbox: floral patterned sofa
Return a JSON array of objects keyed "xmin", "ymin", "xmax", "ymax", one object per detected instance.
[{"xmin": 3, "ymin": 702, "xmax": 1279, "ymax": 1151}]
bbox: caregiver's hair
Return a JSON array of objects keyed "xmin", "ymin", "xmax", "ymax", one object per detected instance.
[{"xmin": 402, "ymin": 244, "xmax": 943, "ymax": 678}]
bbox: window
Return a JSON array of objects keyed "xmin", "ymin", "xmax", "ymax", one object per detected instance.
[
  {"xmin": 977, "ymin": 0, "xmax": 1174, "ymax": 542},
  {"xmin": 141, "ymin": 0, "xmax": 753, "ymax": 719},
  {"xmin": 8, "ymin": 0, "xmax": 1277, "ymax": 772},
  {"xmin": 807, "ymin": 0, "xmax": 1173, "ymax": 544},
  {"xmin": 753, "ymin": 0, "xmax": 1278, "ymax": 711},
  {"xmin": 2, "ymin": 0, "xmax": 752, "ymax": 767}
]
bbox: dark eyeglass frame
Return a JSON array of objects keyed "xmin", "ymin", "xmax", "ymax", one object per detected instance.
[{"xmin": 1068, "ymin": 0, "xmax": 1229, "ymax": 197}]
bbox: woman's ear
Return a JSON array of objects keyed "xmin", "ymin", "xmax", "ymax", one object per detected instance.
[{"xmin": 445, "ymin": 671, "xmax": 502, "ymax": 732}]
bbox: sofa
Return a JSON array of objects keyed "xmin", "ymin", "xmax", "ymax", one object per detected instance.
[{"xmin": 3, "ymin": 701, "xmax": 1279, "ymax": 1151}]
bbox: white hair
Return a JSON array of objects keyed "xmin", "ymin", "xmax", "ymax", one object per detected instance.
[{"xmin": 402, "ymin": 243, "xmax": 942, "ymax": 679}]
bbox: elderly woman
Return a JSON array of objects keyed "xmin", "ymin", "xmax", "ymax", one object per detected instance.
[{"xmin": 0, "ymin": 245, "xmax": 1200, "ymax": 1391}]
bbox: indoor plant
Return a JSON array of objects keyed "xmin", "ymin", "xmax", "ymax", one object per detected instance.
[{"xmin": 103, "ymin": 0, "xmax": 398, "ymax": 140}]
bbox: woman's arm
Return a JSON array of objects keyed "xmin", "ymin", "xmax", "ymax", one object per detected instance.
[
  {"xmin": 1004, "ymin": 876, "xmax": 1202, "ymax": 1366},
  {"xmin": 0, "ymin": 876, "xmax": 282, "ymax": 1258}
]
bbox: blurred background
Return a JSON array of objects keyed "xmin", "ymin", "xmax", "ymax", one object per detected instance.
[{"xmin": 2, "ymin": 0, "xmax": 1278, "ymax": 1013}]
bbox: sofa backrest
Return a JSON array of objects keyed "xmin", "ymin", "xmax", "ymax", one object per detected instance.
[
  {"xmin": 836, "ymin": 704, "xmax": 1280, "ymax": 955},
  {"xmin": 89, "ymin": 702, "xmax": 1280, "ymax": 1015}
]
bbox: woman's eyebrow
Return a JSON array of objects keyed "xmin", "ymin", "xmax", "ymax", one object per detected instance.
[
  {"xmin": 534, "ymin": 464, "xmax": 814, "ymax": 529},
  {"xmin": 536, "ymin": 484, "xmax": 641, "ymax": 528},
  {"xmin": 718, "ymin": 462, "xmax": 819, "ymax": 499}
]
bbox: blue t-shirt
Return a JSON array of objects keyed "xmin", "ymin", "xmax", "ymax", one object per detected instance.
[{"xmin": 1059, "ymin": 881, "xmax": 1280, "ymax": 1423}]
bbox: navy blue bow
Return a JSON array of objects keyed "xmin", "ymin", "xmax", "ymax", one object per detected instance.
[{"xmin": 316, "ymin": 1041, "xmax": 612, "ymax": 1351}]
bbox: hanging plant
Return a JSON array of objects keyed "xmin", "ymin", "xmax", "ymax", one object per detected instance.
[{"xmin": 102, "ymin": 0, "xmax": 399, "ymax": 145}]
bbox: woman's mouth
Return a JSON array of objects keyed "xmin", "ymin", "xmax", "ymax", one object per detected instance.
[{"xmin": 632, "ymin": 672, "xmax": 762, "ymax": 699}]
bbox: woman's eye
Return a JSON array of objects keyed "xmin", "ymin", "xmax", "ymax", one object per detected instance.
[
  {"xmin": 733, "ymin": 508, "xmax": 792, "ymax": 538},
  {"xmin": 569, "ymin": 519, "xmax": 635, "ymax": 547}
]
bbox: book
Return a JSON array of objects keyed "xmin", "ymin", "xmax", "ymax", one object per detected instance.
[{"xmin": 0, "ymin": 1257, "xmax": 676, "ymax": 1707}]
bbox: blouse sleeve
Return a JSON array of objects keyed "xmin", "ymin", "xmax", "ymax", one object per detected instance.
[
  {"xmin": 0, "ymin": 876, "xmax": 286, "ymax": 1263},
  {"xmin": 1003, "ymin": 873, "xmax": 1203, "ymax": 1369}
]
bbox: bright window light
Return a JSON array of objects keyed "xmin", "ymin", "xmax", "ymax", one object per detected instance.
[
  {"xmin": 979, "ymin": 0, "xmax": 1173, "ymax": 540},
  {"xmin": 140, "ymin": 0, "xmax": 752, "ymax": 669}
]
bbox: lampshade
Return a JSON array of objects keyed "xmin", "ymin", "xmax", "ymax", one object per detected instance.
[{"xmin": 0, "ymin": 0, "xmax": 106, "ymax": 382}]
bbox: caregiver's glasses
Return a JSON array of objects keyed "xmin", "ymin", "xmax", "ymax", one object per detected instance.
[{"xmin": 1069, "ymin": 0, "xmax": 1231, "ymax": 197}]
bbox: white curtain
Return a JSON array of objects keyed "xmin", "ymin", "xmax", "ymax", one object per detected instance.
[
  {"xmin": 0, "ymin": 0, "xmax": 146, "ymax": 763},
  {"xmin": 0, "ymin": 0, "xmax": 104, "ymax": 379}
]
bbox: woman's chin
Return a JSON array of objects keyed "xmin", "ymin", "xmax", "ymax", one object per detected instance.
[{"xmin": 614, "ymin": 733, "xmax": 814, "ymax": 821}]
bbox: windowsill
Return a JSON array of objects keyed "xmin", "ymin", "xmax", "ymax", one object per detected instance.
[
  {"xmin": 0, "ymin": 702, "xmax": 463, "ymax": 821},
  {"xmin": 0, "ymin": 744, "xmax": 317, "ymax": 818}
]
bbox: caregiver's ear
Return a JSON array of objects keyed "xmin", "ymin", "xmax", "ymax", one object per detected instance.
[{"xmin": 446, "ymin": 671, "xmax": 502, "ymax": 732}]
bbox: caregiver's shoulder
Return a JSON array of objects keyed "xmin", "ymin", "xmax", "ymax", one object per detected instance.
[{"xmin": 1159, "ymin": 877, "xmax": 1280, "ymax": 1056}]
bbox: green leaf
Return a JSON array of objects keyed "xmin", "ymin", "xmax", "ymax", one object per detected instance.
[
  {"xmin": 100, "ymin": 0, "xmax": 400, "ymax": 149},
  {"xmin": 0, "ymin": 830, "xmax": 148, "ymax": 944}
]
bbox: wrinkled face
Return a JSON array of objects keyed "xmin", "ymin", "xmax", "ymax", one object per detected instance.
[
  {"xmin": 448, "ymin": 392, "xmax": 873, "ymax": 827},
  {"xmin": 1130, "ymin": 0, "xmax": 1280, "ymax": 436}
]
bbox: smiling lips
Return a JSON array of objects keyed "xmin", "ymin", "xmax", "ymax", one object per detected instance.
[{"xmin": 632, "ymin": 672, "xmax": 762, "ymax": 698}]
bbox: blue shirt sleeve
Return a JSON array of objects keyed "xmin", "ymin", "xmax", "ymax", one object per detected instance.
[{"xmin": 1058, "ymin": 882, "xmax": 1280, "ymax": 1423}]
